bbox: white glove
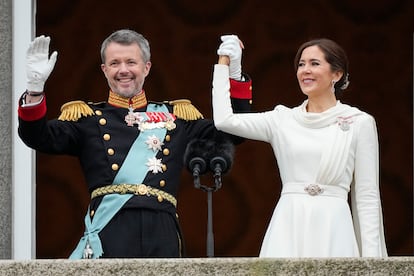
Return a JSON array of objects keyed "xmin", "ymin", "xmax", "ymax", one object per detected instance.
[
  {"xmin": 217, "ymin": 35, "xmax": 243, "ymax": 80},
  {"xmin": 26, "ymin": 35, "xmax": 58, "ymax": 93}
]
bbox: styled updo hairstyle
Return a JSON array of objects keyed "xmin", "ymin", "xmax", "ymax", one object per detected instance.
[{"xmin": 294, "ymin": 38, "xmax": 350, "ymax": 98}]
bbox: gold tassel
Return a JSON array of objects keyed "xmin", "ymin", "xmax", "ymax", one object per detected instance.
[
  {"xmin": 168, "ymin": 99, "xmax": 204, "ymax": 121},
  {"xmin": 58, "ymin": 100, "xmax": 95, "ymax": 121}
]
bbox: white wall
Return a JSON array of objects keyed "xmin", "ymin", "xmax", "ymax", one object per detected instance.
[{"xmin": 12, "ymin": 0, "xmax": 36, "ymax": 259}]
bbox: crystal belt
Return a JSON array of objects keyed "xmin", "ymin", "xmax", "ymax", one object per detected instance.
[
  {"xmin": 91, "ymin": 184, "xmax": 177, "ymax": 208},
  {"xmin": 281, "ymin": 183, "xmax": 348, "ymax": 200}
]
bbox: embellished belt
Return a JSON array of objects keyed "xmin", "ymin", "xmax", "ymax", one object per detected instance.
[
  {"xmin": 281, "ymin": 183, "xmax": 348, "ymax": 200},
  {"xmin": 91, "ymin": 184, "xmax": 177, "ymax": 208}
]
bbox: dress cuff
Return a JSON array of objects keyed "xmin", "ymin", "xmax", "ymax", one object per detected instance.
[
  {"xmin": 230, "ymin": 76, "xmax": 252, "ymax": 100},
  {"xmin": 18, "ymin": 94, "xmax": 47, "ymax": 121}
]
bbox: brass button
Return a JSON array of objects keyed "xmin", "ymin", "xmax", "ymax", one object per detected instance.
[
  {"xmin": 249, "ymin": 85, "xmax": 252, "ymax": 90},
  {"xmin": 107, "ymin": 148, "xmax": 115, "ymax": 155},
  {"xmin": 99, "ymin": 118, "xmax": 107, "ymax": 125},
  {"xmin": 163, "ymin": 148, "xmax": 170, "ymax": 156},
  {"xmin": 103, "ymin": 134, "xmax": 111, "ymax": 141},
  {"xmin": 162, "ymin": 164, "xmax": 167, "ymax": 171},
  {"xmin": 165, "ymin": 135, "xmax": 171, "ymax": 142},
  {"xmin": 157, "ymin": 195, "xmax": 163, "ymax": 203},
  {"xmin": 90, "ymin": 210, "xmax": 95, "ymax": 217},
  {"xmin": 95, "ymin": 110, "xmax": 102, "ymax": 116},
  {"xmin": 159, "ymin": 180, "xmax": 166, "ymax": 187},
  {"xmin": 111, "ymin": 163, "xmax": 119, "ymax": 171}
]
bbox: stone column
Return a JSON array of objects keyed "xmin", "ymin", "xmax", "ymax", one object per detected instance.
[{"xmin": 0, "ymin": 0, "xmax": 13, "ymax": 259}]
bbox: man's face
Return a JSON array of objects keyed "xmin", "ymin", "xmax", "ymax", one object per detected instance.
[{"xmin": 101, "ymin": 42, "xmax": 151, "ymax": 98}]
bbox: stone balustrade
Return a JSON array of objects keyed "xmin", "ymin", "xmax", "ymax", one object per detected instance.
[{"xmin": 0, "ymin": 257, "xmax": 413, "ymax": 275}]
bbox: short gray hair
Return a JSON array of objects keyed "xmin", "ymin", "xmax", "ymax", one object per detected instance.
[{"xmin": 100, "ymin": 29, "xmax": 151, "ymax": 63}]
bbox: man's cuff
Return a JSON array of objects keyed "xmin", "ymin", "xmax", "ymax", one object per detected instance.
[
  {"xmin": 18, "ymin": 95, "xmax": 47, "ymax": 121},
  {"xmin": 230, "ymin": 76, "xmax": 252, "ymax": 100}
]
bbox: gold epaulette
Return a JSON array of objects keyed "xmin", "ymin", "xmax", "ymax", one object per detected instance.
[
  {"xmin": 167, "ymin": 99, "xmax": 204, "ymax": 121},
  {"xmin": 58, "ymin": 100, "xmax": 95, "ymax": 121}
]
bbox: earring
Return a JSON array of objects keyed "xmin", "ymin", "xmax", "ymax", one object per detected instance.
[{"xmin": 331, "ymin": 80, "xmax": 336, "ymax": 93}]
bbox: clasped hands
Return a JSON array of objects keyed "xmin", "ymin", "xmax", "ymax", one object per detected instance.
[{"xmin": 217, "ymin": 34, "xmax": 244, "ymax": 80}]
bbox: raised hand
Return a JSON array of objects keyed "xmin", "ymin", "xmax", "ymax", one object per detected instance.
[
  {"xmin": 26, "ymin": 35, "xmax": 58, "ymax": 93},
  {"xmin": 217, "ymin": 35, "xmax": 244, "ymax": 80}
]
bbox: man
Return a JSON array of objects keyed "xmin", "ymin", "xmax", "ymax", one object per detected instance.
[{"xmin": 18, "ymin": 30, "xmax": 251, "ymax": 258}]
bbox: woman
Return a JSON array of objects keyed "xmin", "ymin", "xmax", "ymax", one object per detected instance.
[{"xmin": 212, "ymin": 36, "xmax": 387, "ymax": 257}]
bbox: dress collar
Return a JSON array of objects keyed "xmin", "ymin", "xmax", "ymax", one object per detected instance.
[
  {"xmin": 293, "ymin": 100, "xmax": 363, "ymax": 128},
  {"xmin": 107, "ymin": 90, "xmax": 148, "ymax": 109}
]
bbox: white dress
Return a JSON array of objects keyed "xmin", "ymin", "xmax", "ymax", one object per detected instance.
[{"xmin": 212, "ymin": 64, "xmax": 387, "ymax": 257}]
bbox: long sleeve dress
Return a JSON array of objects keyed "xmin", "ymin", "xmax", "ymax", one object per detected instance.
[{"xmin": 212, "ymin": 64, "xmax": 387, "ymax": 257}]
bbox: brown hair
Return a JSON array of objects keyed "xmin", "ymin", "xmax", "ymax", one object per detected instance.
[{"xmin": 294, "ymin": 38, "xmax": 350, "ymax": 96}]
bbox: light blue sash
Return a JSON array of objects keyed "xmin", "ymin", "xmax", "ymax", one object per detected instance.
[{"xmin": 70, "ymin": 103, "xmax": 169, "ymax": 259}]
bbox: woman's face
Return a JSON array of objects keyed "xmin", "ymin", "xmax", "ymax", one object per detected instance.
[{"xmin": 296, "ymin": 45, "xmax": 342, "ymax": 98}]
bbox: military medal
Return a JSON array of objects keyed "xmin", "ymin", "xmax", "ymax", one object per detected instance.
[
  {"xmin": 146, "ymin": 135, "xmax": 164, "ymax": 151},
  {"xmin": 83, "ymin": 240, "xmax": 93, "ymax": 259},
  {"xmin": 124, "ymin": 108, "xmax": 176, "ymax": 131}
]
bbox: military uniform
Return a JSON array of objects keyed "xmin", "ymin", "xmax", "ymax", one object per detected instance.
[{"xmin": 18, "ymin": 78, "xmax": 252, "ymax": 258}]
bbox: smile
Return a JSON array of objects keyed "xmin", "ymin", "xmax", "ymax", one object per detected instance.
[
  {"xmin": 118, "ymin": 78, "xmax": 133, "ymax": 83},
  {"xmin": 303, "ymin": 78, "xmax": 314, "ymax": 84}
]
